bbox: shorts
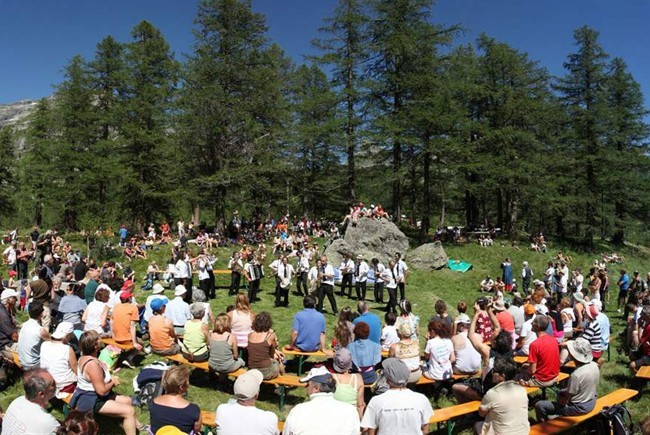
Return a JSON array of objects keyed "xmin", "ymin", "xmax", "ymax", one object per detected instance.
[
  {"xmin": 618, "ymin": 290, "xmax": 628, "ymax": 300},
  {"xmin": 631, "ymin": 350, "xmax": 650, "ymax": 368},
  {"xmin": 256, "ymin": 360, "xmax": 280, "ymax": 380}
]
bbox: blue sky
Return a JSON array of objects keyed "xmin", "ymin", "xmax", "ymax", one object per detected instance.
[{"xmin": 1, "ymin": 0, "xmax": 649, "ymax": 106}]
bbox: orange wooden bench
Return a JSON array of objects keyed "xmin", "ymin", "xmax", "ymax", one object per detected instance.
[
  {"xmin": 200, "ymin": 410, "xmax": 284, "ymax": 435},
  {"xmin": 282, "ymin": 346, "xmax": 330, "ymax": 375},
  {"xmin": 9, "ymin": 350, "xmax": 21, "ymax": 369},
  {"xmin": 528, "ymin": 388, "xmax": 638, "ymax": 434},
  {"xmin": 101, "ymin": 337, "xmax": 135, "ymax": 351},
  {"xmin": 164, "ymin": 353, "xmax": 210, "ymax": 371},
  {"xmin": 636, "ymin": 365, "xmax": 650, "ymax": 380}
]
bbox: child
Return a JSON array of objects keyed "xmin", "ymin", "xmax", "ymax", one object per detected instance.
[{"xmin": 381, "ymin": 312, "xmax": 399, "ymax": 351}]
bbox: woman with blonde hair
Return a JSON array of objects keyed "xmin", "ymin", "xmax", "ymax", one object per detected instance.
[
  {"xmin": 149, "ymin": 365, "xmax": 201, "ymax": 434},
  {"xmin": 227, "ymin": 293, "xmax": 255, "ymax": 350},
  {"xmin": 209, "ymin": 313, "xmax": 245, "ymax": 374}
]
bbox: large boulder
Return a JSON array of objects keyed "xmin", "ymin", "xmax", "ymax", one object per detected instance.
[
  {"xmin": 323, "ymin": 218, "xmax": 409, "ymax": 266},
  {"xmin": 406, "ymin": 241, "xmax": 448, "ymax": 270}
]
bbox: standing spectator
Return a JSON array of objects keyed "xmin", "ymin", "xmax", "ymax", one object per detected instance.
[
  {"xmin": 535, "ymin": 337, "xmax": 599, "ymax": 422},
  {"xmin": 165, "ymin": 285, "xmax": 191, "ymax": 336},
  {"xmin": 317, "ymin": 256, "xmax": 338, "ymax": 315},
  {"xmin": 353, "ymin": 301, "xmax": 381, "ymax": 344},
  {"xmin": 283, "ymin": 366, "xmax": 360, "ymax": 435},
  {"xmin": 394, "ymin": 252, "xmax": 408, "ymax": 301},
  {"xmin": 522, "ymin": 261, "xmax": 533, "ymax": 293},
  {"xmin": 18, "ymin": 300, "xmax": 49, "ymax": 369},
  {"xmin": 40, "ymin": 321, "xmax": 77, "ymax": 396},
  {"xmin": 348, "ymin": 322, "xmax": 382, "ymax": 385},
  {"xmin": 118, "ymin": 225, "xmax": 128, "ymax": 247},
  {"xmin": 519, "ymin": 315, "xmax": 560, "ymax": 388},
  {"xmin": 215, "ymin": 369, "xmax": 278, "ymax": 435},
  {"xmin": 247, "ymin": 312, "xmax": 284, "ymax": 380},
  {"xmin": 371, "ymin": 258, "xmax": 386, "ymax": 303},
  {"xmin": 452, "ymin": 314, "xmax": 482, "ymax": 375},
  {"xmin": 571, "ymin": 269, "xmax": 584, "ymax": 293},
  {"xmin": 361, "ymin": 358, "xmax": 433, "ymax": 435},
  {"xmin": 15, "ymin": 242, "xmax": 31, "ymax": 280},
  {"xmin": 288, "ymin": 295, "xmax": 326, "ymax": 352},
  {"xmin": 598, "ymin": 268, "xmax": 610, "ymax": 312},
  {"xmin": 501, "ymin": 257, "xmax": 513, "ymax": 292},
  {"xmin": 1, "ymin": 369, "xmax": 59, "ymax": 435},
  {"xmin": 475, "ymin": 358, "xmax": 530, "ymax": 434},
  {"xmin": 618, "ymin": 269, "xmax": 631, "ymax": 315},
  {"xmin": 354, "ymin": 255, "xmax": 369, "ymax": 301},
  {"xmin": 149, "ymin": 366, "xmax": 201, "ymax": 434},
  {"xmin": 339, "ymin": 253, "xmax": 355, "ymax": 299}
]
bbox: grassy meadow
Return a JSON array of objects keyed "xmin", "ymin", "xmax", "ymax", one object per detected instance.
[{"xmin": 2, "ymin": 233, "xmax": 649, "ymax": 433}]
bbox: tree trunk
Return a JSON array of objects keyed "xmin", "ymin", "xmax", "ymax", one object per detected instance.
[
  {"xmin": 192, "ymin": 204, "xmax": 200, "ymax": 226},
  {"xmin": 419, "ymin": 147, "xmax": 432, "ymax": 243},
  {"xmin": 496, "ymin": 189, "xmax": 503, "ymax": 229}
]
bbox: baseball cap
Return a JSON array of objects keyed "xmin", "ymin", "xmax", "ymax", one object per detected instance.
[
  {"xmin": 524, "ymin": 304, "xmax": 535, "ymax": 316},
  {"xmin": 150, "ymin": 297, "xmax": 169, "ymax": 312},
  {"xmin": 535, "ymin": 304, "xmax": 548, "ymax": 316},
  {"xmin": 52, "ymin": 322, "xmax": 74, "ymax": 339},
  {"xmin": 234, "ymin": 369, "xmax": 264, "ymax": 400},
  {"xmin": 152, "ymin": 284, "xmax": 165, "ymax": 295},
  {"xmin": 121, "ymin": 280, "xmax": 135, "ymax": 291},
  {"xmin": 299, "ymin": 366, "xmax": 332, "ymax": 384},
  {"xmin": 382, "ymin": 358, "xmax": 409, "ymax": 387},
  {"xmin": 119, "ymin": 291, "xmax": 134, "ymax": 301},
  {"xmin": 0, "ymin": 289, "xmax": 19, "ymax": 301},
  {"xmin": 333, "ymin": 348, "xmax": 352, "ymax": 373}
]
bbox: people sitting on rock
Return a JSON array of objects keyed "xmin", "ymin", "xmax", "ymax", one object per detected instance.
[{"xmin": 287, "ymin": 295, "xmax": 326, "ymax": 353}]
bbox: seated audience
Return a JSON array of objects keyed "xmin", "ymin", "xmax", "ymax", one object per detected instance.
[
  {"xmin": 215, "ymin": 369, "xmax": 279, "ymax": 435},
  {"xmin": 333, "ymin": 307, "xmax": 355, "ymax": 350},
  {"xmin": 519, "ymin": 315, "xmax": 560, "ymax": 388},
  {"xmin": 348, "ymin": 321, "xmax": 382, "ymax": 385},
  {"xmin": 180, "ymin": 303, "xmax": 210, "ymax": 362},
  {"xmin": 149, "ymin": 365, "xmax": 201, "ymax": 434},
  {"xmin": 361, "ymin": 358, "xmax": 433, "ymax": 435},
  {"xmin": 475, "ymin": 358, "xmax": 530, "ymax": 434},
  {"xmin": 0, "ymin": 289, "xmax": 19, "ymax": 359},
  {"xmin": 515, "ymin": 304, "xmax": 537, "ymax": 356},
  {"xmin": 56, "ymin": 410, "xmax": 99, "ymax": 435},
  {"xmin": 535, "ymin": 337, "xmax": 599, "ymax": 422},
  {"xmin": 423, "ymin": 320, "xmax": 454, "ymax": 381},
  {"xmin": 209, "ymin": 313, "xmax": 245, "ymax": 374},
  {"xmin": 288, "ymin": 295, "xmax": 326, "ymax": 352},
  {"xmin": 1, "ymin": 368, "xmax": 59, "ymax": 435},
  {"xmin": 474, "ymin": 297, "xmax": 495, "ymax": 343},
  {"xmin": 165, "ymin": 285, "xmax": 191, "ymax": 336},
  {"xmin": 40, "ymin": 321, "xmax": 77, "ymax": 396},
  {"xmin": 630, "ymin": 305, "xmax": 650, "ymax": 372},
  {"xmin": 451, "ymin": 314, "xmax": 481, "ymax": 375},
  {"xmin": 149, "ymin": 298, "xmax": 180, "ymax": 356},
  {"xmin": 353, "ymin": 301, "xmax": 381, "ymax": 344},
  {"xmin": 58, "ymin": 284, "xmax": 87, "ymax": 329},
  {"xmin": 331, "ymin": 348, "xmax": 365, "ymax": 418},
  {"xmin": 82, "ymin": 288, "xmax": 110, "ymax": 335},
  {"xmin": 380, "ymin": 312, "xmax": 399, "ymax": 351},
  {"xmin": 70, "ymin": 331, "xmax": 141, "ymax": 435},
  {"xmin": 388, "ymin": 323, "xmax": 421, "ymax": 384},
  {"xmin": 227, "ymin": 293, "xmax": 255, "ymax": 351},
  {"xmin": 430, "ymin": 299, "xmax": 454, "ymax": 328},
  {"xmin": 395, "ymin": 299, "xmax": 420, "ymax": 339},
  {"xmin": 18, "ymin": 300, "xmax": 49, "ymax": 369},
  {"xmin": 283, "ymin": 366, "xmax": 360, "ymax": 435},
  {"xmin": 247, "ymin": 312, "xmax": 284, "ymax": 380},
  {"xmin": 480, "ymin": 276, "xmax": 495, "ymax": 293}
]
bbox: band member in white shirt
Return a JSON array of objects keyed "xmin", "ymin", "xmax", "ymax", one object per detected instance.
[
  {"xmin": 394, "ymin": 252, "xmax": 408, "ymax": 301},
  {"xmin": 244, "ymin": 254, "xmax": 262, "ymax": 303},
  {"xmin": 355, "ymin": 255, "xmax": 370, "ymax": 301},
  {"xmin": 296, "ymin": 250, "xmax": 310, "ymax": 296},
  {"xmin": 269, "ymin": 252, "xmax": 282, "ymax": 306},
  {"xmin": 317, "ymin": 256, "xmax": 338, "ymax": 315},
  {"xmin": 228, "ymin": 251, "xmax": 244, "ymax": 296},
  {"xmin": 275, "ymin": 256, "xmax": 295, "ymax": 308},
  {"xmin": 386, "ymin": 259, "xmax": 399, "ymax": 313},
  {"xmin": 339, "ymin": 253, "xmax": 356, "ymax": 299},
  {"xmin": 372, "ymin": 258, "xmax": 387, "ymax": 303},
  {"xmin": 174, "ymin": 250, "xmax": 191, "ymax": 301},
  {"xmin": 307, "ymin": 259, "xmax": 322, "ymax": 296}
]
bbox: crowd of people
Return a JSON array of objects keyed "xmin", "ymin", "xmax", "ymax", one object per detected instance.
[{"xmin": 1, "ymin": 218, "xmax": 650, "ymax": 435}]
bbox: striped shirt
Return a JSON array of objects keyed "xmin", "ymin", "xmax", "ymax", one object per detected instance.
[{"xmin": 582, "ymin": 320, "xmax": 603, "ymax": 353}]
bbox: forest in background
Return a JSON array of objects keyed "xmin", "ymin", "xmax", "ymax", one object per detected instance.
[{"xmin": 0, "ymin": 0, "xmax": 649, "ymax": 249}]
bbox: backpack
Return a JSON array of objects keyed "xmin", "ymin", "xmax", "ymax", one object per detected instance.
[
  {"xmin": 595, "ymin": 404, "xmax": 636, "ymax": 435},
  {"xmin": 134, "ymin": 380, "xmax": 163, "ymax": 408},
  {"xmin": 132, "ymin": 362, "xmax": 169, "ymax": 408}
]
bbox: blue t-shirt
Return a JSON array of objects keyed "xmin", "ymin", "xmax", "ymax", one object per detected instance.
[
  {"xmin": 348, "ymin": 339, "xmax": 382, "ymax": 384},
  {"xmin": 619, "ymin": 274, "xmax": 630, "ymax": 291},
  {"xmin": 119, "ymin": 228, "xmax": 128, "ymax": 239},
  {"xmin": 292, "ymin": 308, "xmax": 325, "ymax": 352},
  {"xmin": 353, "ymin": 312, "xmax": 382, "ymax": 344}
]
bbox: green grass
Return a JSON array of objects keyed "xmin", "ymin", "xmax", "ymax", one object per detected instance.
[{"xmin": 2, "ymin": 235, "xmax": 649, "ymax": 433}]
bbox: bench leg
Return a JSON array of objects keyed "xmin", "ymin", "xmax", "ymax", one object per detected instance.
[
  {"xmin": 297, "ymin": 356, "xmax": 305, "ymax": 376},
  {"xmin": 607, "ymin": 346, "xmax": 610, "ymax": 362},
  {"xmin": 447, "ymin": 421, "xmax": 455, "ymax": 435},
  {"xmin": 279, "ymin": 385, "xmax": 286, "ymax": 411},
  {"xmin": 63, "ymin": 403, "xmax": 70, "ymax": 418}
]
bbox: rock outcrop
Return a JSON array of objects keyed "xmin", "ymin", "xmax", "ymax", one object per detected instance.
[
  {"xmin": 323, "ymin": 218, "xmax": 409, "ymax": 266},
  {"xmin": 405, "ymin": 241, "xmax": 448, "ymax": 270}
]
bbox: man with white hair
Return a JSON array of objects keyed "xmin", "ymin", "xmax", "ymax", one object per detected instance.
[
  {"xmin": 165, "ymin": 285, "xmax": 191, "ymax": 336},
  {"xmin": 361, "ymin": 358, "xmax": 433, "ymax": 435},
  {"xmin": 283, "ymin": 366, "xmax": 360, "ymax": 434}
]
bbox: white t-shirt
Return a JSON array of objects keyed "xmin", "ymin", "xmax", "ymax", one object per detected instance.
[
  {"xmin": 175, "ymin": 259, "xmax": 189, "ymax": 279},
  {"xmin": 18, "ymin": 318, "xmax": 44, "ymax": 369},
  {"xmin": 381, "ymin": 325, "xmax": 399, "ymax": 350},
  {"xmin": 84, "ymin": 300, "xmax": 107, "ymax": 333},
  {"xmin": 361, "ymin": 388, "xmax": 433, "ymax": 435},
  {"xmin": 165, "ymin": 297, "xmax": 192, "ymax": 327},
  {"xmin": 198, "ymin": 259, "xmax": 210, "ymax": 281},
  {"xmin": 356, "ymin": 261, "xmax": 369, "ymax": 282},
  {"xmin": 321, "ymin": 264, "xmax": 335, "ymax": 286},
  {"xmin": 39, "ymin": 341, "xmax": 77, "ymax": 393},
  {"xmin": 518, "ymin": 318, "xmax": 537, "ymax": 355},
  {"xmin": 216, "ymin": 401, "xmax": 278, "ymax": 435},
  {"xmin": 424, "ymin": 337, "xmax": 453, "ymax": 380},
  {"xmin": 1, "ymin": 396, "xmax": 59, "ymax": 435},
  {"xmin": 283, "ymin": 393, "xmax": 360, "ymax": 435}
]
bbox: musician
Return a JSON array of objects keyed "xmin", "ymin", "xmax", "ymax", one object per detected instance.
[
  {"xmin": 296, "ymin": 249, "xmax": 310, "ymax": 296},
  {"xmin": 317, "ymin": 256, "xmax": 338, "ymax": 315},
  {"xmin": 269, "ymin": 252, "xmax": 282, "ymax": 305},
  {"xmin": 307, "ymin": 259, "xmax": 322, "ymax": 297},
  {"xmin": 244, "ymin": 254, "xmax": 262, "ymax": 303},
  {"xmin": 227, "ymin": 252, "xmax": 243, "ymax": 296},
  {"xmin": 386, "ymin": 260, "xmax": 399, "ymax": 313},
  {"xmin": 394, "ymin": 252, "xmax": 409, "ymax": 301},
  {"xmin": 339, "ymin": 253, "xmax": 355, "ymax": 299},
  {"xmin": 275, "ymin": 256, "xmax": 295, "ymax": 308},
  {"xmin": 355, "ymin": 255, "xmax": 369, "ymax": 301},
  {"xmin": 371, "ymin": 258, "xmax": 387, "ymax": 303}
]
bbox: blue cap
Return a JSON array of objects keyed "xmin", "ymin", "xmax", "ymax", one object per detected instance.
[{"xmin": 150, "ymin": 297, "xmax": 169, "ymax": 312}]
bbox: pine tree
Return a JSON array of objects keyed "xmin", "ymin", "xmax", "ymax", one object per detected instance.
[
  {"xmin": 0, "ymin": 127, "xmax": 15, "ymax": 219},
  {"xmin": 121, "ymin": 20, "xmax": 179, "ymax": 228},
  {"xmin": 179, "ymin": 0, "xmax": 290, "ymax": 222},
  {"xmin": 313, "ymin": 0, "xmax": 369, "ymax": 205},
  {"xmin": 555, "ymin": 26, "xmax": 611, "ymax": 247}
]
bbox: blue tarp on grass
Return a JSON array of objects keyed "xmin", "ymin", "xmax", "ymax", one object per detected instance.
[{"xmin": 448, "ymin": 259, "xmax": 472, "ymax": 273}]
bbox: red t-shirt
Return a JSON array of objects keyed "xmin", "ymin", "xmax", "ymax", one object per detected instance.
[
  {"xmin": 496, "ymin": 311, "xmax": 515, "ymax": 333},
  {"xmin": 528, "ymin": 334, "xmax": 560, "ymax": 382},
  {"xmin": 640, "ymin": 323, "xmax": 650, "ymax": 356}
]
